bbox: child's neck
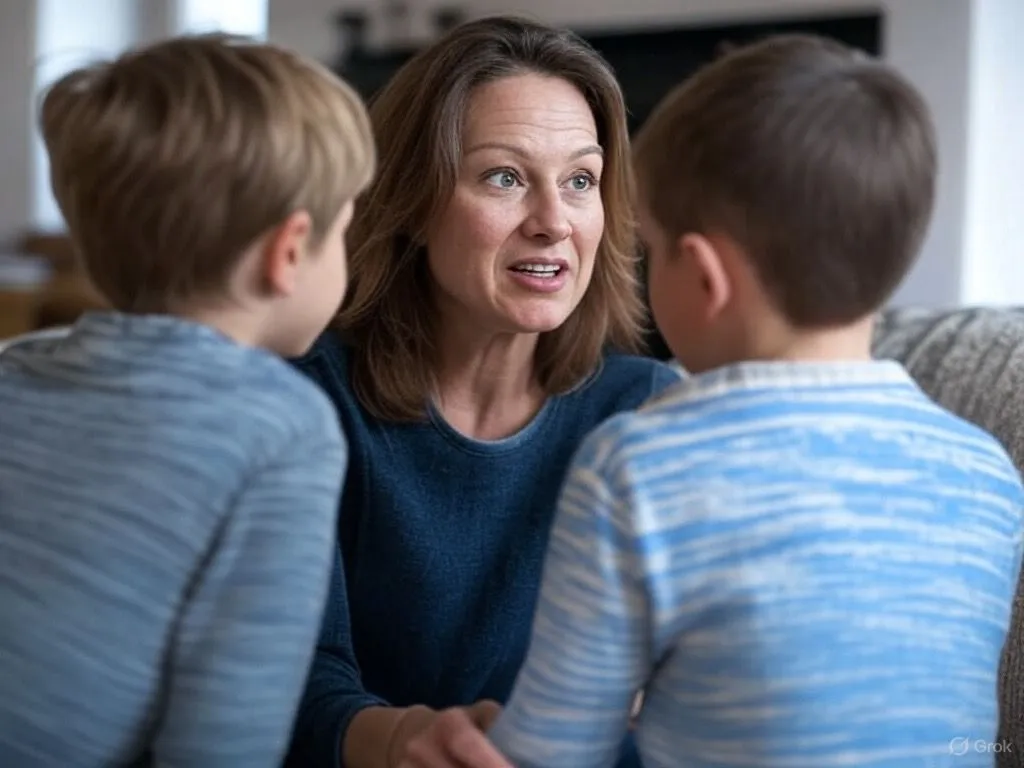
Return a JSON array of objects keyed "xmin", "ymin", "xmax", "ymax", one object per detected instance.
[
  {"xmin": 744, "ymin": 315, "xmax": 875, "ymax": 364},
  {"xmin": 173, "ymin": 301, "xmax": 267, "ymax": 350}
]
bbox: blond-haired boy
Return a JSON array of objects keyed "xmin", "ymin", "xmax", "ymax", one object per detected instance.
[{"xmin": 0, "ymin": 34, "xmax": 373, "ymax": 767}]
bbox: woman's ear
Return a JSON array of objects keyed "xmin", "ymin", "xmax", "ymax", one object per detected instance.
[{"xmin": 677, "ymin": 232, "xmax": 732, "ymax": 322}]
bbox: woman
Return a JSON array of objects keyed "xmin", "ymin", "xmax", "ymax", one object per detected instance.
[{"xmin": 286, "ymin": 16, "xmax": 681, "ymax": 768}]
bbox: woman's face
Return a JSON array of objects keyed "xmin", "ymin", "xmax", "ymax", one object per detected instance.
[{"xmin": 426, "ymin": 73, "xmax": 605, "ymax": 337}]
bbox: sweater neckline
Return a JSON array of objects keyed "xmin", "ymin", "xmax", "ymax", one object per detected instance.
[
  {"xmin": 426, "ymin": 396, "xmax": 561, "ymax": 456},
  {"xmin": 422, "ymin": 358, "xmax": 609, "ymax": 455}
]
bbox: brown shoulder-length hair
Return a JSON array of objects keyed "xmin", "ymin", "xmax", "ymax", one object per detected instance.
[{"xmin": 337, "ymin": 15, "xmax": 645, "ymax": 422}]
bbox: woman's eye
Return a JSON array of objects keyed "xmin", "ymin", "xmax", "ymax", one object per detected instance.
[
  {"xmin": 485, "ymin": 170, "xmax": 519, "ymax": 189},
  {"xmin": 569, "ymin": 173, "xmax": 596, "ymax": 192}
]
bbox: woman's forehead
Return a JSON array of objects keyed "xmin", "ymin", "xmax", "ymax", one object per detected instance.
[{"xmin": 461, "ymin": 74, "xmax": 599, "ymax": 155}]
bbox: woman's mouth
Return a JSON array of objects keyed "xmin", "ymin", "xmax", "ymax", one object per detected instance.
[
  {"xmin": 507, "ymin": 262, "xmax": 569, "ymax": 294},
  {"xmin": 510, "ymin": 263, "xmax": 563, "ymax": 278}
]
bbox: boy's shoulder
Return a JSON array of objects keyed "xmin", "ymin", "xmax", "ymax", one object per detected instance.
[
  {"xmin": 566, "ymin": 391, "xmax": 686, "ymax": 483},
  {"xmin": 572, "ymin": 361, "xmax": 700, "ymax": 454},
  {"xmin": 241, "ymin": 343, "xmax": 337, "ymax": 416},
  {"xmin": 0, "ymin": 318, "xmax": 341, "ymax": 456},
  {"xmin": 575, "ymin": 360, "xmax": 1024, "ymax": 486},
  {"xmin": 246, "ymin": 355, "xmax": 341, "ymax": 444},
  {"xmin": 922, "ymin": 399, "xmax": 1024, "ymax": 495},
  {"xmin": 166, "ymin": 335, "xmax": 343, "ymax": 457}
]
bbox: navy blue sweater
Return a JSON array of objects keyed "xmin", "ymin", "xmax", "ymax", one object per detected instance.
[{"xmin": 286, "ymin": 332, "xmax": 681, "ymax": 767}]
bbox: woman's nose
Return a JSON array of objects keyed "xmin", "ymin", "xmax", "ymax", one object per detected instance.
[{"xmin": 522, "ymin": 189, "xmax": 572, "ymax": 243}]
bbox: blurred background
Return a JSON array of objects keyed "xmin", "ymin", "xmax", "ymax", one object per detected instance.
[{"xmin": 0, "ymin": 0, "xmax": 1020, "ymax": 348}]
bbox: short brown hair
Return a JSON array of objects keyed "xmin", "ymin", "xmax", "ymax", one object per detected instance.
[
  {"xmin": 338, "ymin": 15, "xmax": 645, "ymax": 422},
  {"xmin": 634, "ymin": 34, "xmax": 937, "ymax": 327},
  {"xmin": 40, "ymin": 33, "xmax": 375, "ymax": 312}
]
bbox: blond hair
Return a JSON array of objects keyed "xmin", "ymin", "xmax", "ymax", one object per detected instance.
[
  {"xmin": 339, "ymin": 16, "xmax": 646, "ymax": 422},
  {"xmin": 40, "ymin": 33, "xmax": 376, "ymax": 312}
]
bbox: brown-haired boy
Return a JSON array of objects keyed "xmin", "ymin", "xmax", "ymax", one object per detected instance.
[
  {"xmin": 0, "ymin": 34, "xmax": 373, "ymax": 767},
  {"xmin": 485, "ymin": 35, "xmax": 1024, "ymax": 767}
]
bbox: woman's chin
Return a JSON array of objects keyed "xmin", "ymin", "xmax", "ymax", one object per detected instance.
[
  {"xmin": 503, "ymin": 307, "xmax": 574, "ymax": 335},
  {"xmin": 478, "ymin": 292, "xmax": 583, "ymax": 336}
]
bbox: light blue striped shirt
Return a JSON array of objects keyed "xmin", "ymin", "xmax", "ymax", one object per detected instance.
[
  {"xmin": 0, "ymin": 313, "xmax": 345, "ymax": 767},
  {"xmin": 489, "ymin": 360, "xmax": 1024, "ymax": 768}
]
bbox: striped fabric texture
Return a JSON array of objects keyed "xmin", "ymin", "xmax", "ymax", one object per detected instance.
[
  {"xmin": 0, "ymin": 312, "xmax": 345, "ymax": 768},
  {"xmin": 490, "ymin": 359, "xmax": 1024, "ymax": 768}
]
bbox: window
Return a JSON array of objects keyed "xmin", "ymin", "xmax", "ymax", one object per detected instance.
[
  {"xmin": 30, "ymin": 0, "xmax": 270, "ymax": 233},
  {"xmin": 174, "ymin": 0, "xmax": 269, "ymax": 39},
  {"xmin": 32, "ymin": 0, "xmax": 139, "ymax": 232}
]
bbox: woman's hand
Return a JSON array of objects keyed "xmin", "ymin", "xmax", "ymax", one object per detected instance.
[{"xmin": 395, "ymin": 700, "xmax": 511, "ymax": 768}]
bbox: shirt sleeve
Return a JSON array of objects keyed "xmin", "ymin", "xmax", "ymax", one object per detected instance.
[
  {"xmin": 150, "ymin": 421, "xmax": 346, "ymax": 768},
  {"xmin": 488, "ymin": 426, "xmax": 652, "ymax": 768}
]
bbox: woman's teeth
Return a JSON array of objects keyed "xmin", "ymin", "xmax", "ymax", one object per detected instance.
[{"xmin": 512, "ymin": 264, "xmax": 561, "ymax": 276}]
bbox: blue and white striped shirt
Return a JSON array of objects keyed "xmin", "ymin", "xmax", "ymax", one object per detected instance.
[
  {"xmin": 0, "ymin": 312, "xmax": 345, "ymax": 767},
  {"xmin": 489, "ymin": 360, "xmax": 1024, "ymax": 768}
]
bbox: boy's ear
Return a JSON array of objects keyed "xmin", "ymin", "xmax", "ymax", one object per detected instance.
[
  {"xmin": 677, "ymin": 232, "xmax": 731, "ymax": 321},
  {"xmin": 261, "ymin": 210, "xmax": 313, "ymax": 297}
]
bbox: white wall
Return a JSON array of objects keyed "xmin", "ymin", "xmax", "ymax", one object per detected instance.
[
  {"xmin": 33, "ymin": 0, "xmax": 144, "ymax": 232},
  {"xmin": 0, "ymin": 2, "xmax": 37, "ymax": 251},
  {"xmin": 176, "ymin": 0, "xmax": 268, "ymax": 38},
  {"xmin": 0, "ymin": 0, "xmax": 171, "ymax": 248},
  {"xmin": 960, "ymin": 0, "xmax": 1024, "ymax": 306}
]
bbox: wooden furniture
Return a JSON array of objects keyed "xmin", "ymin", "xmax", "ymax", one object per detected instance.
[
  {"xmin": 0, "ymin": 288, "xmax": 40, "ymax": 339},
  {"xmin": 0, "ymin": 234, "xmax": 105, "ymax": 340}
]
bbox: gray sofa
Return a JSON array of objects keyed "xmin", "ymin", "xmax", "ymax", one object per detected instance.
[{"xmin": 874, "ymin": 307, "xmax": 1024, "ymax": 766}]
